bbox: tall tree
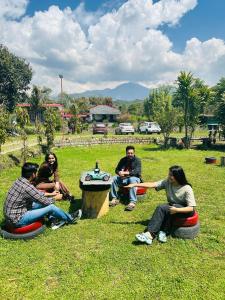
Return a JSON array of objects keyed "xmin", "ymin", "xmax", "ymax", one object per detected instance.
[
  {"xmin": 29, "ymin": 85, "xmax": 52, "ymax": 123},
  {"xmin": 16, "ymin": 107, "xmax": 30, "ymax": 163},
  {"xmin": 43, "ymin": 108, "xmax": 58, "ymax": 152},
  {"xmin": 0, "ymin": 106, "xmax": 9, "ymax": 153},
  {"xmin": 0, "ymin": 44, "xmax": 32, "ymax": 112},
  {"xmin": 149, "ymin": 86, "xmax": 178, "ymax": 148},
  {"xmin": 174, "ymin": 71, "xmax": 208, "ymax": 147},
  {"xmin": 213, "ymin": 79, "xmax": 225, "ymax": 138}
]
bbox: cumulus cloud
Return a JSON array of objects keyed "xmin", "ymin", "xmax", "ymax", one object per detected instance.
[
  {"xmin": 0, "ymin": 0, "xmax": 225, "ymax": 95},
  {"xmin": 0, "ymin": 0, "xmax": 29, "ymax": 19}
]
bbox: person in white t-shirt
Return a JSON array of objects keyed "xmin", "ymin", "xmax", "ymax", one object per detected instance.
[{"xmin": 125, "ymin": 165, "xmax": 196, "ymax": 245}]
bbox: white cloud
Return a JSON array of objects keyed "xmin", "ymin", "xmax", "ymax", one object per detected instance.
[
  {"xmin": 0, "ymin": 0, "xmax": 29, "ymax": 19},
  {"xmin": 0, "ymin": 0, "xmax": 225, "ymax": 95}
]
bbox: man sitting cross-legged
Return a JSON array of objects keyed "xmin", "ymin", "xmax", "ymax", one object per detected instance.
[
  {"xmin": 3, "ymin": 163, "xmax": 81, "ymax": 229},
  {"xmin": 109, "ymin": 145, "xmax": 142, "ymax": 211}
]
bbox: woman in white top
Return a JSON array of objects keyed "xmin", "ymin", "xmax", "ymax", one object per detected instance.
[{"xmin": 126, "ymin": 165, "xmax": 196, "ymax": 245}]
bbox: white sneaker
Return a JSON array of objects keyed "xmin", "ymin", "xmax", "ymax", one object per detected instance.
[{"xmin": 158, "ymin": 231, "xmax": 167, "ymax": 243}]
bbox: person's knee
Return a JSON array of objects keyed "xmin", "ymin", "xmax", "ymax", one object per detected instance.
[
  {"xmin": 156, "ymin": 204, "xmax": 169, "ymax": 211},
  {"xmin": 48, "ymin": 204, "xmax": 57, "ymax": 210},
  {"xmin": 128, "ymin": 177, "xmax": 139, "ymax": 184}
]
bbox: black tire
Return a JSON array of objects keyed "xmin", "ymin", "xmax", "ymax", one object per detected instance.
[
  {"xmin": 85, "ymin": 175, "xmax": 92, "ymax": 181},
  {"xmin": 103, "ymin": 175, "xmax": 110, "ymax": 181},
  {"xmin": 172, "ymin": 222, "xmax": 200, "ymax": 239},
  {"xmin": 0, "ymin": 225, "xmax": 46, "ymax": 240}
]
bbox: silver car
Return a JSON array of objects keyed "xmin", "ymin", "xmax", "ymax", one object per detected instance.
[
  {"xmin": 115, "ymin": 123, "xmax": 135, "ymax": 135},
  {"xmin": 138, "ymin": 122, "xmax": 161, "ymax": 134}
]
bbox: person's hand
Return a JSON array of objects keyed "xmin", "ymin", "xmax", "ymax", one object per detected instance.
[
  {"xmin": 54, "ymin": 193, "xmax": 63, "ymax": 201},
  {"xmin": 118, "ymin": 170, "xmax": 129, "ymax": 177},
  {"xmin": 50, "ymin": 191, "xmax": 60, "ymax": 197},
  {"xmin": 169, "ymin": 206, "xmax": 178, "ymax": 214},
  {"xmin": 55, "ymin": 182, "xmax": 60, "ymax": 191}
]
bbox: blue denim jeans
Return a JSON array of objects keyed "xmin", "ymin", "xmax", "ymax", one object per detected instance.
[
  {"xmin": 110, "ymin": 176, "xmax": 141, "ymax": 203},
  {"xmin": 17, "ymin": 202, "xmax": 73, "ymax": 226}
]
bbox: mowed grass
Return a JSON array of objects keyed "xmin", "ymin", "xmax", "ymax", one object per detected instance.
[{"xmin": 0, "ymin": 144, "xmax": 224, "ymax": 300}]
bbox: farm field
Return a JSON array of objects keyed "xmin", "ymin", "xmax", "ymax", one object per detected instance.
[{"xmin": 0, "ymin": 144, "xmax": 224, "ymax": 300}]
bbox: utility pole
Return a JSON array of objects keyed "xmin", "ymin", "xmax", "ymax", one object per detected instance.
[{"xmin": 59, "ymin": 74, "xmax": 63, "ymax": 100}]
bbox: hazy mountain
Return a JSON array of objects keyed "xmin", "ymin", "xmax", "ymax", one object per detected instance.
[{"xmin": 70, "ymin": 82, "xmax": 150, "ymax": 101}]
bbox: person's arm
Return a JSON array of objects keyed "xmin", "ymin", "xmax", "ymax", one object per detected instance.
[
  {"xmin": 44, "ymin": 191, "xmax": 59, "ymax": 197},
  {"xmin": 125, "ymin": 181, "xmax": 158, "ymax": 189},
  {"xmin": 169, "ymin": 206, "xmax": 194, "ymax": 214},
  {"xmin": 25, "ymin": 182, "xmax": 55, "ymax": 205},
  {"xmin": 115, "ymin": 158, "xmax": 127, "ymax": 177},
  {"xmin": 54, "ymin": 168, "xmax": 60, "ymax": 182}
]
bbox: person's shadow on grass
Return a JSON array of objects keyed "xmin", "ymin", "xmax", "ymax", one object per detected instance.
[
  {"xmin": 110, "ymin": 219, "xmax": 149, "ymax": 226},
  {"xmin": 68, "ymin": 198, "xmax": 82, "ymax": 214}
]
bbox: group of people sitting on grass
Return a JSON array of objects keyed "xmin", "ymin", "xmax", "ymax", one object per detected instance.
[{"xmin": 3, "ymin": 145, "xmax": 196, "ymax": 244}]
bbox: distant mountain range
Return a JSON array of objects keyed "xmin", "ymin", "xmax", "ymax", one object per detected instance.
[{"xmin": 70, "ymin": 82, "xmax": 150, "ymax": 101}]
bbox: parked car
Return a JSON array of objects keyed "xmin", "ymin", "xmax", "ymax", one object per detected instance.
[
  {"xmin": 93, "ymin": 123, "xmax": 108, "ymax": 134},
  {"xmin": 115, "ymin": 123, "xmax": 135, "ymax": 135},
  {"xmin": 138, "ymin": 122, "xmax": 161, "ymax": 134}
]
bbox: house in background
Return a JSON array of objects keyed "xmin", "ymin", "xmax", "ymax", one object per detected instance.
[
  {"xmin": 16, "ymin": 103, "xmax": 121, "ymax": 123},
  {"xmin": 16, "ymin": 103, "xmax": 64, "ymax": 122},
  {"xmin": 88, "ymin": 105, "xmax": 120, "ymax": 122}
]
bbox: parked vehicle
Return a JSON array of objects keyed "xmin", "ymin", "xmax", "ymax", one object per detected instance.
[
  {"xmin": 93, "ymin": 123, "xmax": 108, "ymax": 134},
  {"xmin": 138, "ymin": 122, "xmax": 161, "ymax": 134},
  {"xmin": 115, "ymin": 123, "xmax": 135, "ymax": 135}
]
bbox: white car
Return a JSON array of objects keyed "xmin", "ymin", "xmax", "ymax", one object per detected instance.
[
  {"xmin": 115, "ymin": 123, "xmax": 135, "ymax": 135},
  {"xmin": 138, "ymin": 122, "xmax": 161, "ymax": 134}
]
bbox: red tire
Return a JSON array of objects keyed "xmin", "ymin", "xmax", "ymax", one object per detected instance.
[
  {"xmin": 136, "ymin": 187, "xmax": 148, "ymax": 195},
  {"xmin": 120, "ymin": 186, "xmax": 147, "ymax": 196},
  {"xmin": 172, "ymin": 211, "xmax": 199, "ymax": 227},
  {"xmin": 6, "ymin": 220, "xmax": 44, "ymax": 234}
]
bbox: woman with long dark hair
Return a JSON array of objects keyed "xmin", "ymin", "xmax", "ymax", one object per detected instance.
[
  {"xmin": 126, "ymin": 165, "xmax": 196, "ymax": 245},
  {"xmin": 35, "ymin": 152, "xmax": 74, "ymax": 201}
]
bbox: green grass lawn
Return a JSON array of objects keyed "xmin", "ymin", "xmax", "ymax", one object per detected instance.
[{"xmin": 0, "ymin": 144, "xmax": 225, "ymax": 300}]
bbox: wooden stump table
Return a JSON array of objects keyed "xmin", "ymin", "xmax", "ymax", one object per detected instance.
[{"xmin": 80, "ymin": 172, "xmax": 113, "ymax": 219}]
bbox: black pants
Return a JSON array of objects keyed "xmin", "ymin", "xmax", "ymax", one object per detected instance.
[{"xmin": 147, "ymin": 203, "xmax": 194, "ymax": 236}]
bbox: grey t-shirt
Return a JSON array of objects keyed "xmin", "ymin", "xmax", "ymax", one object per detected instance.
[{"xmin": 156, "ymin": 179, "xmax": 196, "ymax": 207}]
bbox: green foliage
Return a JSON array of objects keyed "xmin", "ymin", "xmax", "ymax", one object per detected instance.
[
  {"xmin": 0, "ymin": 107, "xmax": 9, "ymax": 153},
  {"xmin": 15, "ymin": 107, "xmax": 30, "ymax": 163},
  {"xmin": 212, "ymin": 78, "xmax": 225, "ymax": 136},
  {"xmin": 43, "ymin": 108, "xmax": 60, "ymax": 152},
  {"xmin": 145, "ymin": 86, "xmax": 179, "ymax": 147},
  {"xmin": 0, "ymin": 44, "xmax": 32, "ymax": 112},
  {"xmin": 174, "ymin": 72, "xmax": 210, "ymax": 147}
]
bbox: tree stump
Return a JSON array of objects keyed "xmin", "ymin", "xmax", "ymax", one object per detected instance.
[
  {"xmin": 80, "ymin": 172, "xmax": 112, "ymax": 219},
  {"xmin": 82, "ymin": 189, "xmax": 109, "ymax": 218}
]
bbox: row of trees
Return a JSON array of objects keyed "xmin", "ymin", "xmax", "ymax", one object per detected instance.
[
  {"xmin": 143, "ymin": 72, "xmax": 225, "ymax": 148},
  {"xmin": 1, "ymin": 44, "xmax": 225, "ymax": 152}
]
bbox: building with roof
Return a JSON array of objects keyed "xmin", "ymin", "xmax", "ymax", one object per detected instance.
[
  {"xmin": 89, "ymin": 105, "xmax": 120, "ymax": 122},
  {"xmin": 16, "ymin": 103, "xmax": 64, "ymax": 122}
]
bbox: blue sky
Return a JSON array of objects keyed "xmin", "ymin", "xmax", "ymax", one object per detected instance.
[
  {"xmin": 1, "ymin": 0, "xmax": 225, "ymax": 95},
  {"xmin": 25, "ymin": 0, "xmax": 225, "ymax": 52}
]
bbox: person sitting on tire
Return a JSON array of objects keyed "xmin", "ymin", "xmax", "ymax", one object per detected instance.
[
  {"xmin": 109, "ymin": 145, "xmax": 142, "ymax": 211},
  {"xmin": 3, "ymin": 163, "xmax": 81, "ymax": 228},
  {"xmin": 125, "ymin": 165, "xmax": 196, "ymax": 244},
  {"xmin": 35, "ymin": 152, "xmax": 75, "ymax": 202}
]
